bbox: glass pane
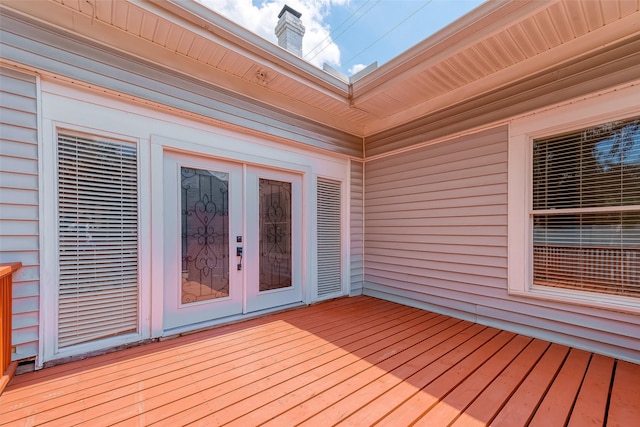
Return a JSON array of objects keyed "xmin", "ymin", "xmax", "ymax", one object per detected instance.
[
  {"xmin": 259, "ymin": 178, "xmax": 292, "ymax": 291},
  {"xmin": 533, "ymin": 212, "xmax": 640, "ymax": 296},
  {"xmin": 532, "ymin": 117, "xmax": 640, "ymax": 210},
  {"xmin": 181, "ymin": 167, "xmax": 229, "ymax": 304}
]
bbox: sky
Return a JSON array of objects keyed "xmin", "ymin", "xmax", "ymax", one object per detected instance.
[{"xmin": 197, "ymin": 0, "xmax": 486, "ymax": 76}]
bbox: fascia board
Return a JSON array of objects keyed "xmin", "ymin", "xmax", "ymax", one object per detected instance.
[
  {"xmin": 350, "ymin": 0, "xmax": 552, "ymax": 103},
  {"xmin": 145, "ymin": 0, "xmax": 350, "ymax": 99}
]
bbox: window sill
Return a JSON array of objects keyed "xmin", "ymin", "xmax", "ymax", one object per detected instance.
[{"xmin": 508, "ymin": 285, "xmax": 640, "ymax": 315}]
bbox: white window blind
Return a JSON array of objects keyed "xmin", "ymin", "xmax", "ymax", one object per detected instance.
[
  {"xmin": 317, "ymin": 178, "xmax": 342, "ymax": 298},
  {"xmin": 57, "ymin": 133, "xmax": 139, "ymax": 348},
  {"xmin": 532, "ymin": 117, "xmax": 640, "ymax": 297}
]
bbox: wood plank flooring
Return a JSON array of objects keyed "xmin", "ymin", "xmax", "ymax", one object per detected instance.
[{"xmin": 1, "ymin": 296, "xmax": 639, "ymax": 426}]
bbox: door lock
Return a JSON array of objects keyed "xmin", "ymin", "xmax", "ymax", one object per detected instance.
[{"xmin": 236, "ymin": 246, "xmax": 243, "ymax": 270}]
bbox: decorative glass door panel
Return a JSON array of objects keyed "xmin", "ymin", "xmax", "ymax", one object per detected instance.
[
  {"xmin": 164, "ymin": 153, "xmax": 243, "ymax": 331},
  {"xmin": 259, "ymin": 179, "xmax": 292, "ymax": 292},
  {"xmin": 181, "ymin": 167, "xmax": 230, "ymax": 303},
  {"xmin": 246, "ymin": 168, "xmax": 303, "ymax": 312},
  {"xmin": 164, "ymin": 152, "xmax": 303, "ymax": 331}
]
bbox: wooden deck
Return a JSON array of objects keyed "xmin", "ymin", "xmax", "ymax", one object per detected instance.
[{"xmin": 1, "ymin": 296, "xmax": 639, "ymax": 426}]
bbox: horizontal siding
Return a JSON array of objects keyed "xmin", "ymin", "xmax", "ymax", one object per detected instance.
[
  {"xmin": 0, "ymin": 66, "xmax": 39, "ymax": 361},
  {"xmin": 0, "ymin": 11, "xmax": 362, "ymax": 157},
  {"xmin": 350, "ymin": 161, "xmax": 364, "ymax": 295},
  {"xmin": 363, "ymin": 125, "xmax": 640, "ymax": 363}
]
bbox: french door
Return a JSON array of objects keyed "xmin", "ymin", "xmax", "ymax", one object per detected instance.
[{"xmin": 163, "ymin": 151, "xmax": 303, "ymax": 330}]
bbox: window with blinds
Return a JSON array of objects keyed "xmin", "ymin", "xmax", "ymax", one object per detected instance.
[
  {"xmin": 317, "ymin": 178, "xmax": 342, "ymax": 298},
  {"xmin": 532, "ymin": 117, "xmax": 640, "ymax": 297},
  {"xmin": 57, "ymin": 133, "xmax": 139, "ymax": 348}
]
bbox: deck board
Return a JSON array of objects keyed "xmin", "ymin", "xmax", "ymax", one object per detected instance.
[
  {"xmin": 414, "ymin": 334, "xmax": 533, "ymax": 426},
  {"xmin": 607, "ymin": 360, "xmax": 640, "ymax": 427},
  {"xmin": 1, "ymin": 296, "xmax": 638, "ymax": 426},
  {"xmin": 490, "ymin": 343, "xmax": 570, "ymax": 426},
  {"xmin": 528, "ymin": 348, "xmax": 591, "ymax": 426},
  {"xmin": 450, "ymin": 338, "xmax": 551, "ymax": 426},
  {"xmin": 376, "ymin": 330, "xmax": 517, "ymax": 426},
  {"xmin": 225, "ymin": 316, "xmax": 460, "ymax": 426},
  {"xmin": 566, "ymin": 354, "xmax": 614, "ymax": 427}
]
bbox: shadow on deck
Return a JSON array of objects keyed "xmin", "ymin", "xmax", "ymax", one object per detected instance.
[{"xmin": 1, "ymin": 296, "xmax": 639, "ymax": 426}]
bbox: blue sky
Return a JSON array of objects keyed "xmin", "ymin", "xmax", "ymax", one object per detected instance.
[{"xmin": 198, "ymin": 0, "xmax": 485, "ymax": 76}]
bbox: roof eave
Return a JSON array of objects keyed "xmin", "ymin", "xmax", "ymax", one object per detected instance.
[
  {"xmin": 350, "ymin": 0, "xmax": 552, "ymax": 102},
  {"xmin": 146, "ymin": 0, "xmax": 350, "ymax": 96}
]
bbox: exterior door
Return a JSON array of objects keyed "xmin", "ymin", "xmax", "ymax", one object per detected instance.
[
  {"xmin": 163, "ymin": 152, "xmax": 303, "ymax": 331},
  {"xmin": 163, "ymin": 152, "xmax": 243, "ymax": 330},
  {"xmin": 245, "ymin": 166, "xmax": 303, "ymax": 312}
]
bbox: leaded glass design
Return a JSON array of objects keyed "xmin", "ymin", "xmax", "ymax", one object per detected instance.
[
  {"xmin": 181, "ymin": 167, "xmax": 229, "ymax": 303},
  {"xmin": 259, "ymin": 178, "xmax": 292, "ymax": 291}
]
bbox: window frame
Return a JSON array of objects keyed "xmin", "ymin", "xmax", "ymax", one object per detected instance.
[
  {"xmin": 40, "ymin": 122, "xmax": 146, "ymax": 365},
  {"xmin": 508, "ymin": 82, "xmax": 640, "ymax": 313}
]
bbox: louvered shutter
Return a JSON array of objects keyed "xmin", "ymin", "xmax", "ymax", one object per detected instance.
[
  {"xmin": 57, "ymin": 133, "xmax": 139, "ymax": 347},
  {"xmin": 532, "ymin": 117, "xmax": 640, "ymax": 297},
  {"xmin": 317, "ymin": 178, "xmax": 342, "ymax": 298}
]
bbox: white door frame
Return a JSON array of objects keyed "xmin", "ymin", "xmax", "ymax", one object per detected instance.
[
  {"xmin": 244, "ymin": 165, "xmax": 304, "ymax": 313},
  {"xmin": 162, "ymin": 152, "xmax": 245, "ymax": 330},
  {"xmin": 150, "ymin": 136, "xmax": 313, "ymax": 336}
]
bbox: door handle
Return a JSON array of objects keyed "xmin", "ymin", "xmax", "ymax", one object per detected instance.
[{"xmin": 236, "ymin": 246, "xmax": 243, "ymax": 270}]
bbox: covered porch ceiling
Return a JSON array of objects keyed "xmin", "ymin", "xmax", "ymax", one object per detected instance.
[{"xmin": 3, "ymin": 0, "xmax": 640, "ymax": 155}]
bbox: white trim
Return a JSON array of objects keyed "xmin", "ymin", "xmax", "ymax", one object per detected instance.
[
  {"xmin": 342, "ymin": 176, "xmax": 350, "ymax": 297},
  {"xmin": 242, "ymin": 163, "xmax": 248, "ymax": 315},
  {"xmin": 35, "ymin": 73, "xmax": 45, "ymax": 369},
  {"xmin": 149, "ymin": 142, "xmax": 165, "ymax": 338},
  {"xmin": 40, "ymin": 123, "xmax": 147, "ymax": 364},
  {"xmin": 307, "ymin": 175, "xmax": 318, "ymax": 304},
  {"xmin": 508, "ymin": 81, "xmax": 640, "ymax": 314},
  {"xmin": 138, "ymin": 137, "xmax": 152, "ymax": 340},
  {"xmin": 38, "ymin": 117, "xmax": 58, "ymax": 367}
]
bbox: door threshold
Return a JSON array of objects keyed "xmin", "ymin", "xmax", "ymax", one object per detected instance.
[{"xmin": 161, "ymin": 301, "xmax": 307, "ymax": 339}]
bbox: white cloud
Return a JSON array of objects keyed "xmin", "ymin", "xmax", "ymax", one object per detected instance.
[
  {"xmin": 348, "ymin": 63, "xmax": 367, "ymax": 76},
  {"xmin": 196, "ymin": 0, "xmax": 344, "ymax": 69}
]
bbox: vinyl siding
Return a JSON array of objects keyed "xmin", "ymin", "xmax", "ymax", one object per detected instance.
[
  {"xmin": 363, "ymin": 125, "xmax": 640, "ymax": 363},
  {"xmin": 350, "ymin": 160, "xmax": 364, "ymax": 295},
  {"xmin": 0, "ymin": 67, "xmax": 39, "ymax": 361}
]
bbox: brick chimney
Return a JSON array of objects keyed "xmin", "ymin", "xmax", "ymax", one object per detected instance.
[{"xmin": 275, "ymin": 5, "xmax": 305, "ymax": 57}]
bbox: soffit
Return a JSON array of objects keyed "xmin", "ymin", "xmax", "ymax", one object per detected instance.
[{"xmin": 351, "ymin": 0, "xmax": 640, "ymax": 136}]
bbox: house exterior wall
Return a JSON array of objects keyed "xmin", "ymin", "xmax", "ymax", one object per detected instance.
[
  {"xmin": 30, "ymin": 77, "xmax": 355, "ymax": 365},
  {"xmin": 350, "ymin": 160, "xmax": 364, "ymax": 295},
  {"xmin": 0, "ymin": 67, "xmax": 40, "ymax": 360},
  {"xmin": 363, "ymin": 121, "xmax": 640, "ymax": 363},
  {"xmin": 1, "ymin": 0, "xmax": 637, "ymax": 368}
]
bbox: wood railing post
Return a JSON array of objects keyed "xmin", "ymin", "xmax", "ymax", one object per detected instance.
[{"xmin": 1, "ymin": 262, "xmax": 22, "ymax": 394}]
